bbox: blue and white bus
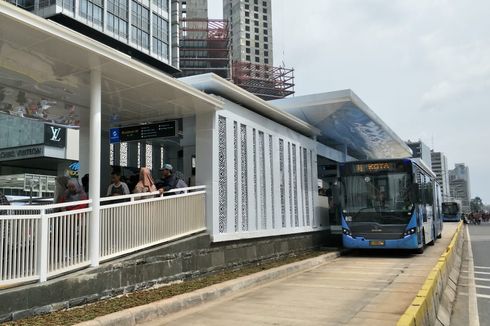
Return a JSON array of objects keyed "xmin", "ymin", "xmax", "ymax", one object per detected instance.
[
  {"xmin": 337, "ymin": 158, "xmax": 443, "ymax": 253},
  {"xmin": 441, "ymin": 201, "xmax": 462, "ymax": 222}
]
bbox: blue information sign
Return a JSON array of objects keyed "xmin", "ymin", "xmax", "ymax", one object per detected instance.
[{"xmin": 110, "ymin": 128, "xmax": 121, "ymax": 144}]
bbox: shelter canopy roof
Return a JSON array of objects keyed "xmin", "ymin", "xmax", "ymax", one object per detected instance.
[
  {"xmin": 271, "ymin": 90, "xmax": 412, "ymax": 160},
  {"xmin": 0, "ymin": 2, "xmax": 222, "ymax": 128}
]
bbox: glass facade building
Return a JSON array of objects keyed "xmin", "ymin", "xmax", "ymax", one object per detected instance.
[{"xmin": 10, "ymin": 0, "xmax": 172, "ymax": 68}]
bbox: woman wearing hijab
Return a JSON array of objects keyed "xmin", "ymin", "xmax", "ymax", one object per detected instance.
[
  {"xmin": 60, "ymin": 180, "xmax": 88, "ymax": 211},
  {"xmin": 133, "ymin": 167, "xmax": 157, "ymax": 194}
]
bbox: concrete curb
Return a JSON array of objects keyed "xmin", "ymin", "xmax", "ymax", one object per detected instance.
[
  {"xmin": 397, "ymin": 222, "xmax": 464, "ymax": 326},
  {"xmin": 75, "ymin": 251, "xmax": 342, "ymax": 326}
]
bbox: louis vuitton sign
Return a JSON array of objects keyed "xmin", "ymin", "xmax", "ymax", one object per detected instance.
[
  {"xmin": 0, "ymin": 145, "xmax": 44, "ymax": 162},
  {"xmin": 44, "ymin": 124, "xmax": 66, "ymax": 148}
]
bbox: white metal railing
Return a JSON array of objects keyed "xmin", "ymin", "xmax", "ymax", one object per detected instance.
[
  {"xmin": 47, "ymin": 209, "xmax": 91, "ymax": 276},
  {"xmin": 0, "ymin": 215, "xmax": 39, "ymax": 284},
  {"xmin": 99, "ymin": 186, "xmax": 206, "ymax": 261},
  {"xmin": 0, "ymin": 186, "xmax": 206, "ymax": 287},
  {"xmin": 0, "ymin": 200, "xmax": 91, "ymax": 285}
]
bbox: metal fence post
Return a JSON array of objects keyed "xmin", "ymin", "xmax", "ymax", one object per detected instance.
[{"xmin": 38, "ymin": 209, "xmax": 48, "ymax": 282}]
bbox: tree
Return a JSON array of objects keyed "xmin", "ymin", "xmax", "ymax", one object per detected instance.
[{"xmin": 470, "ymin": 197, "xmax": 484, "ymax": 213}]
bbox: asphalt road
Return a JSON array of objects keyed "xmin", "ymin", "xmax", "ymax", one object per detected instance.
[
  {"xmin": 142, "ymin": 223, "xmax": 458, "ymax": 326},
  {"xmin": 452, "ymin": 223, "xmax": 490, "ymax": 326}
]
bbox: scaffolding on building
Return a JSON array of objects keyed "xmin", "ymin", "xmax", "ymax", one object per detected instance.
[
  {"xmin": 178, "ymin": 18, "xmax": 232, "ymax": 79},
  {"xmin": 231, "ymin": 61, "xmax": 295, "ymax": 101}
]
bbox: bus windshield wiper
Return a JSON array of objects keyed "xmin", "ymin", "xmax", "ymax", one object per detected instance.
[{"xmin": 350, "ymin": 207, "xmax": 374, "ymax": 221}]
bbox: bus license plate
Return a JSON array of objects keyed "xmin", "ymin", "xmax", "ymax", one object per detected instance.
[{"xmin": 369, "ymin": 240, "xmax": 385, "ymax": 246}]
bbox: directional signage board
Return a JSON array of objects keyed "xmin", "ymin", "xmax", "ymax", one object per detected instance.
[{"xmin": 110, "ymin": 121, "xmax": 178, "ymax": 144}]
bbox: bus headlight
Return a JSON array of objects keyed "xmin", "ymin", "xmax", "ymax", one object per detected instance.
[
  {"xmin": 403, "ymin": 227, "xmax": 417, "ymax": 237},
  {"xmin": 342, "ymin": 228, "xmax": 352, "ymax": 236}
]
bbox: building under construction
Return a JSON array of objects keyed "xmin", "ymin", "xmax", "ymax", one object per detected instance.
[
  {"xmin": 178, "ymin": 0, "xmax": 294, "ymax": 100},
  {"xmin": 178, "ymin": 18, "xmax": 232, "ymax": 79},
  {"xmin": 232, "ymin": 61, "xmax": 295, "ymax": 101}
]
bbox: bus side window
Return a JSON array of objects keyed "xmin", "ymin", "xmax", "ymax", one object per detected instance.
[{"xmin": 426, "ymin": 182, "xmax": 434, "ymax": 205}]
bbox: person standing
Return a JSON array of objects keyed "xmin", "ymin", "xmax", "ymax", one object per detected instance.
[
  {"xmin": 156, "ymin": 164, "xmax": 187, "ymax": 194},
  {"xmin": 106, "ymin": 171, "xmax": 130, "ymax": 197},
  {"xmin": 60, "ymin": 180, "xmax": 88, "ymax": 211},
  {"xmin": 133, "ymin": 167, "xmax": 157, "ymax": 194}
]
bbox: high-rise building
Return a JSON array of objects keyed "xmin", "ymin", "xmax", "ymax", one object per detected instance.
[
  {"xmin": 449, "ymin": 163, "xmax": 471, "ymax": 213},
  {"xmin": 406, "ymin": 140, "xmax": 432, "ymax": 168},
  {"xmin": 223, "ymin": 0, "xmax": 294, "ymax": 100},
  {"xmin": 431, "ymin": 151, "xmax": 450, "ymax": 200},
  {"xmin": 8, "ymin": 0, "xmax": 177, "ymax": 73},
  {"xmin": 223, "ymin": 0, "xmax": 272, "ymax": 66},
  {"xmin": 178, "ymin": 0, "xmax": 231, "ymax": 79}
]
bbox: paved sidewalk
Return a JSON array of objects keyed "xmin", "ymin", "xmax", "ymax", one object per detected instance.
[{"xmin": 141, "ymin": 223, "xmax": 458, "ymax": 326}]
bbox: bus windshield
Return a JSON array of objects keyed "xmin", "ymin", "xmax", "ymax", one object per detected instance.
[
  {"xmin": 342, "ymin": 172, "xmax": 413, "ymax": 220},
  {"xmin": 442, "ymin": 202, "xmax": 459, "ymax": 215}
]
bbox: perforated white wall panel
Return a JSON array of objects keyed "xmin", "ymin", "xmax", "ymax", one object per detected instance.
[{"xmin": 211, "ymin": 99, "xmax": 320, "ymax": 241}]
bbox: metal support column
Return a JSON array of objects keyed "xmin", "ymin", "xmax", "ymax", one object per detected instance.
[{"xmin": 89, "ymin": 69, "xmax": 101, "ymax": 267}]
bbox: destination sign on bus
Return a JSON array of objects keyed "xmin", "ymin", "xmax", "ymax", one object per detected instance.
[{"xmin": 353, "ymin": 162, "xmax": 397, "ymax": 173}]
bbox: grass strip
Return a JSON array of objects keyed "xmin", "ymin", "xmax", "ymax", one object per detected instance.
[{"xmin": 4, "ymin": 249, "xmax": 334, "ymax": 326}]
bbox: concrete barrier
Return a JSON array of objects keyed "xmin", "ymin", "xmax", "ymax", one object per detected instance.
[{"xmin": 397, "ymin": 221, "xmax": 464, "ymax": 326}]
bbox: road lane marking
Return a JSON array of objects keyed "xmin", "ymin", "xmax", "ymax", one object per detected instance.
[
  {"xmin": 474, "ymin": 271, "xmax": 490, "ymax": 275},
  {"xmin": 467, "ymin": 227, "xmax": 480, "ymax": 326}
]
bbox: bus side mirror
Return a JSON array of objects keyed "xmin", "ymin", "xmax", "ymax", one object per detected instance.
[{"xmin": 408, "ymin": 184, "xmax": 419, "ymax": 203}]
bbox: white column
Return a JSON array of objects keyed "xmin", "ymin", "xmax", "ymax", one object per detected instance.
[
  {"xmin": 89, "ymin": 69, "xmax": 101, "ymax": 267},
  {"xmin": 196, "ymin": 111, "xmax": 217, "ymax": 237}
]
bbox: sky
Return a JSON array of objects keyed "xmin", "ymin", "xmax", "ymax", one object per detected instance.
[{"xmin": 208, "ymin": 0, "xmax": 490, "ymax": 203}]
